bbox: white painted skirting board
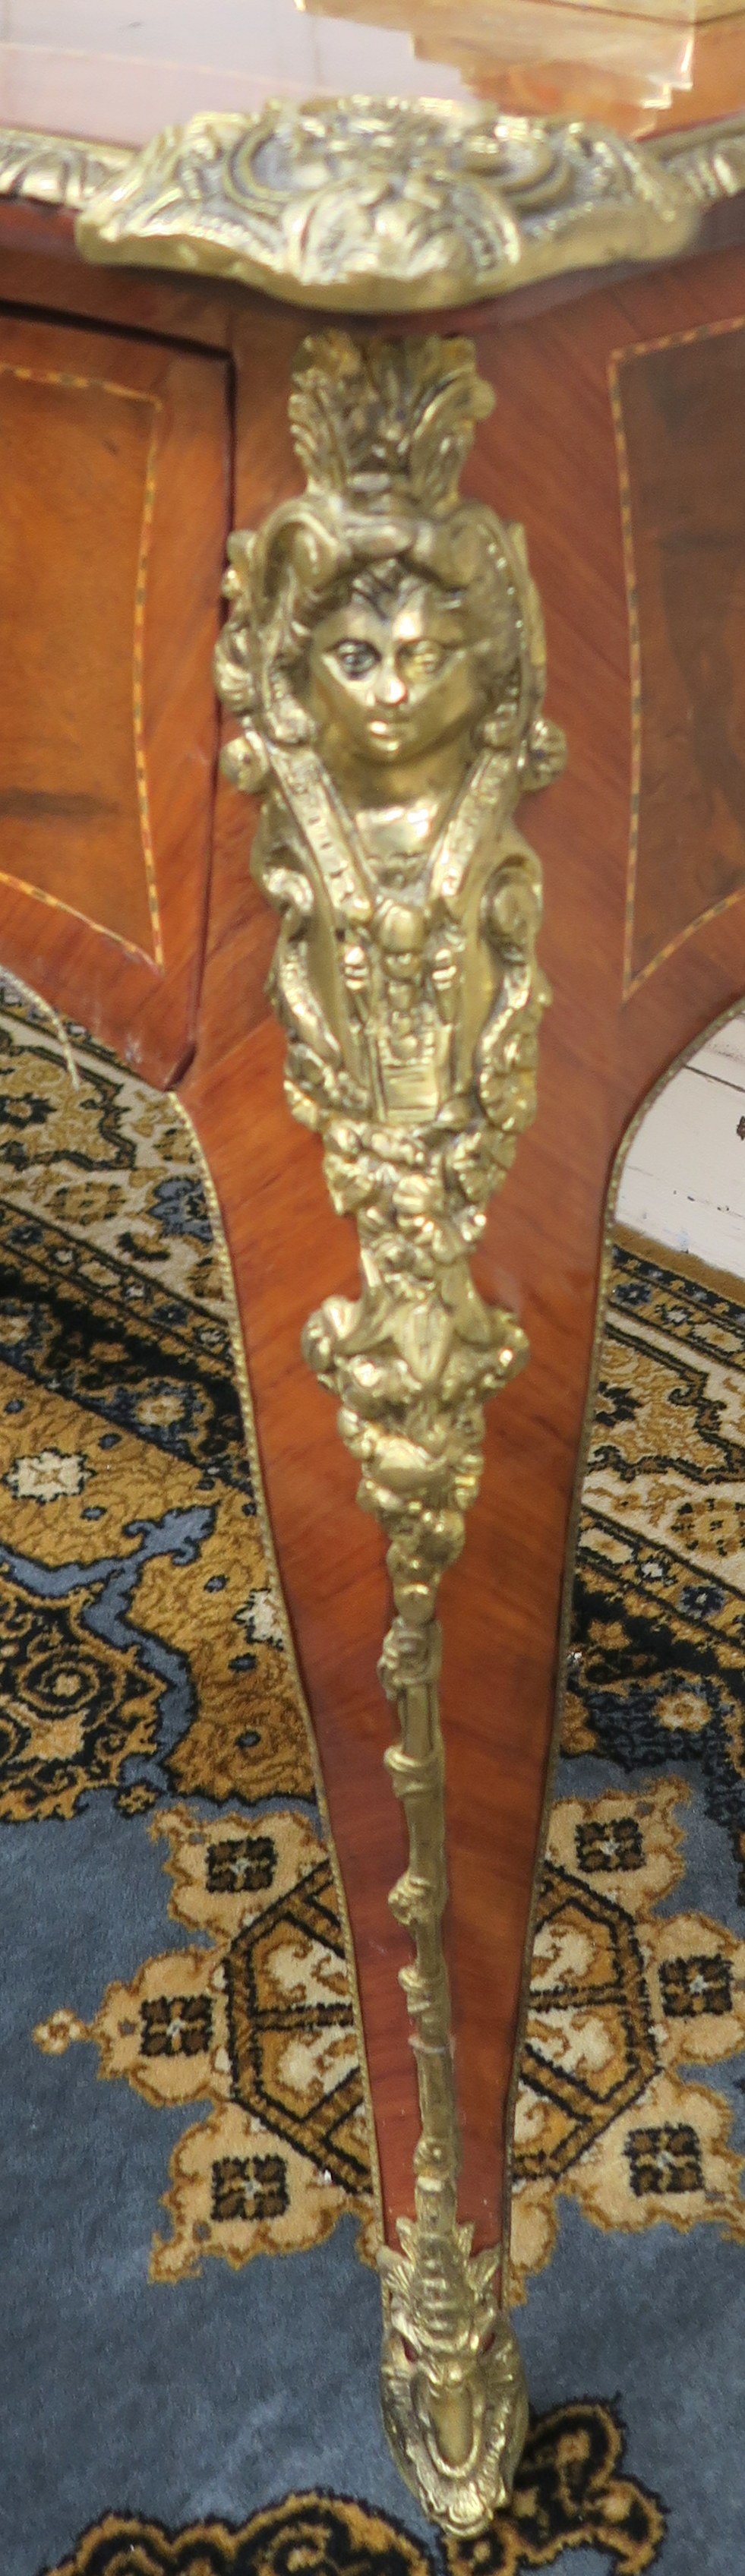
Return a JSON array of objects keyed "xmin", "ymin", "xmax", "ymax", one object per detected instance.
[{"xmin": 617, "ymin": 1015, "xmax": 745, "ymax": 1282}]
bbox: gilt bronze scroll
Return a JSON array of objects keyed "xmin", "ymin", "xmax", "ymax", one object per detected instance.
[{"xmin": 216, "ymin": 330, "xmax": 566, "ymax": 2537}]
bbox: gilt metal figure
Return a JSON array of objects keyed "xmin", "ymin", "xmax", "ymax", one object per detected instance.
[{"xmin": 216, "ymin": 329, "xmax": 566, "ymax": 2534}]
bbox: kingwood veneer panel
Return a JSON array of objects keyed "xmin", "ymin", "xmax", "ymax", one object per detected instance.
[
  {"xmin": 614, "ymin": 314, "xmax": 745, "ymax": 991},
  {"xmin": 0, "ymin": 305, "xmax": 231, "ymax": 1084},
  {"xmin": 4, "ymin": 205, "xmax": 745, "ymax": 2255},
  {"xmin": 183, "ymin": 245, "xmax": 745, "ymax": 2249}
]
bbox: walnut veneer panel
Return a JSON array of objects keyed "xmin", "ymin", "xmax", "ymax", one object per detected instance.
[{"xmin": 0, "ymin": 308, "xmax": 231, "ymax": 1086}]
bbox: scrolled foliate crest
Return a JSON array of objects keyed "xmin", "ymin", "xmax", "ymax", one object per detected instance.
[{"xmin": 288, "ymin": 330, "xmax": 494, "ymax": 513}]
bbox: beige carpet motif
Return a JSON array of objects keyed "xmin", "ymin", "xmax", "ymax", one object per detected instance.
[
  {"xmin": 0, "ymin": 983, "xmax": 374, "ymax": 2271},
  {"xmin": 36, "ymin": 1803, "xmax": 374, "ymax": 2278},
  {"xmin": 510, "ymin": 1230, "xmax": 745, "ymax": 2300}
]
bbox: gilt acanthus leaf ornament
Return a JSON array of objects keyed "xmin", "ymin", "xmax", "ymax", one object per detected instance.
[
  {"xmin": 0, "ymin": 125, "xmax": 130, "ymax": 209},
  {"xmin": 216, "ymin": 327, "xmax": 565, "ymax": 2534}
]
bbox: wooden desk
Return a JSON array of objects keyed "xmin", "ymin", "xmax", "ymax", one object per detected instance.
[{"xmin": 3, "ymin": 6, "xmax": 745, "ymax": 2533}]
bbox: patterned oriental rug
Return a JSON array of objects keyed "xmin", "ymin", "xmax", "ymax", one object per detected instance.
[{"xmin": 0, "ymin": 977, "xmax": 743, "ymax": 2576}]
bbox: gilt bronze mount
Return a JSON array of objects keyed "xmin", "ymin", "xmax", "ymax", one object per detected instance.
[
  {"xmin": 73, "ymin": 99, "xmax": 696, "ymax": 309},
  {"xmin": 216, "ymin": 327, "xmax": 566, "ymax": 2534}
]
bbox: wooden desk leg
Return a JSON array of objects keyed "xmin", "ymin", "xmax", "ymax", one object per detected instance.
[{"xmin": 213, "ymin": 326, "xmax": 566, "ymax": 2537}]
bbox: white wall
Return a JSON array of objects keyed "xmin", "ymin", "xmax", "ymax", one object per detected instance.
[{"xmin": 617, "ymin": 1015, "xmax": 745, "ymax": 1281}]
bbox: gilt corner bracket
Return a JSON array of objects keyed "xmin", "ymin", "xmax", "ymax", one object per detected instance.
[{"xmin": 71, "ymin": 99, "xmax": 698, "ymax": 312}]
